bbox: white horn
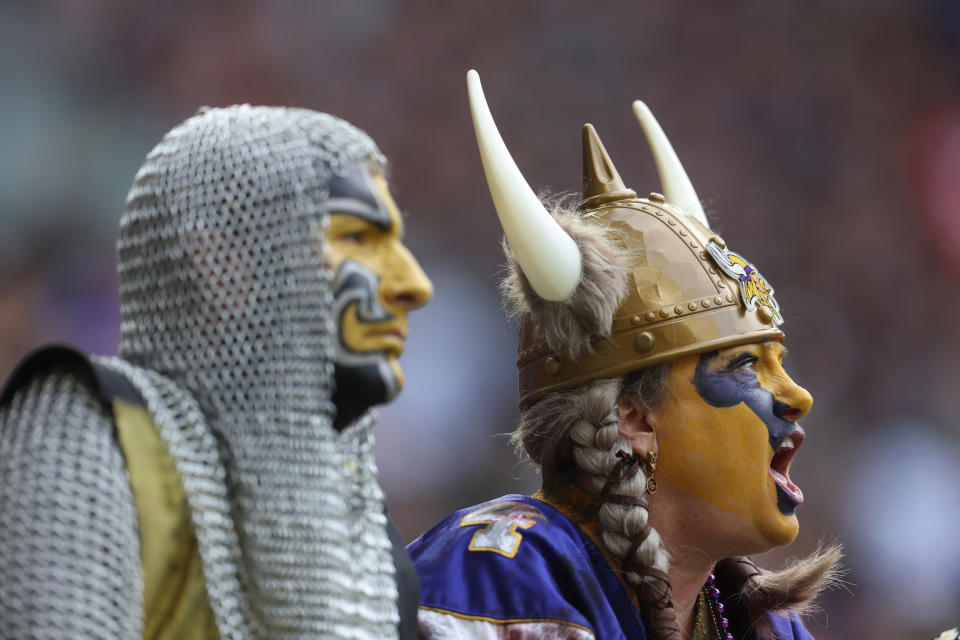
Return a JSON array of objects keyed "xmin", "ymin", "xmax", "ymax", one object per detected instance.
[
  {"xmin": 467, "ymin": 70, "xmax": 582, "ymax": 302},
  {"xmin": 632, "ymin": 100, "xmax": 709, "ymax": 228}
]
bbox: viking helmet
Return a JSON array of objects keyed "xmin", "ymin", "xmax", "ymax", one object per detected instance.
[{"xmin": 467, "ymin": 71, "xmax": 785, "ymax": 409}]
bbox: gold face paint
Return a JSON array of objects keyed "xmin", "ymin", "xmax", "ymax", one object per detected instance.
[
  {"xmin": 655, "ymin": 341, "xmax": 812, "ymax": 546},
  {"xmin": 326, "ymin": 162, "xmax": 433, "ymax": 397}
]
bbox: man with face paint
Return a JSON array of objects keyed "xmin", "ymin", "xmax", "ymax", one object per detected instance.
[
  {"xmin": 0, "ymin": 106, "xmax": 431, "ymax": 639},
  {"xmin": 408, "ymin": 72, "xmax": 839, "ymax": 640},
  {"xmin": 326, "ymin": 160, "xmax": 432, "ymax": 430}
]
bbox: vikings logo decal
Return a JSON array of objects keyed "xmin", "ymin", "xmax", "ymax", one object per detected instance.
[{"xmin": 706, "ymin": 241, "xmax": 783, "ymax": 326}]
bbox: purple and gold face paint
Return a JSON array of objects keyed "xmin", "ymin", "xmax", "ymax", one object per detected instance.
[{"xmin": 655, "ymin": 342, "xmax": 812, "ymax": 546}]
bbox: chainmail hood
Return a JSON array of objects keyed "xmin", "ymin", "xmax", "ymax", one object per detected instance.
[{"xmin": 113, "ymin": 105, "xmax": 398, "ymax": 638}]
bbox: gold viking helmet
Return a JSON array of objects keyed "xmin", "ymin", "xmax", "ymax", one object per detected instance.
[{"xmin": 466, "ymin": 70, "xmax": 785, "ymax": 410}]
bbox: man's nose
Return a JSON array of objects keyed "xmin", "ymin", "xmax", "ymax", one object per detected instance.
[{"xmin": 383, "ymin": 245, "xmax": 433, "ymax": 310}]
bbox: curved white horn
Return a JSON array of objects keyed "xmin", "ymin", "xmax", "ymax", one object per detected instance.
[
  {"xmin": 467, "ymin": 70, "xmax": 582, "ymax": 302},
  {"xmin": 632, "ymin": 100, "xmax": 709, "ymax": 228}
]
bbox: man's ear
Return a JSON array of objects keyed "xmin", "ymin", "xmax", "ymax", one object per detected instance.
[{"xmin": 617, "ymin": 393, "xmax": 658, "ymax": 457}]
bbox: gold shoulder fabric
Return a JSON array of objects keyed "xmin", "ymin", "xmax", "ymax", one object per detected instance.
[{"xmin": 112, "ymin": 398, "xmax": 218, "ymax": 640}]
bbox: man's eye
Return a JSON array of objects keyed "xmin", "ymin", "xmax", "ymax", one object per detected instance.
[{"xmin": 339, "ymin": 231, "xmax": 366, "ymax": 244}]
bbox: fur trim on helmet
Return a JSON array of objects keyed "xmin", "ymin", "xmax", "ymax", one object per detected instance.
[{"xmin": 500, "ymin": 197, "xmax": 631, "ymax": 361}]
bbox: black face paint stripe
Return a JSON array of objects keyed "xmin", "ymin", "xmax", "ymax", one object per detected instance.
[
  {"xmin": 332, "ymin": 260, "xmax": 393, "ymax": 324},
  {"xmin": 327, "ymin": 166, "xmax": 391, "ymax": 229}
]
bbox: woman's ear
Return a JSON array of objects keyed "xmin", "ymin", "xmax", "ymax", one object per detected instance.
[{"xmin": 617, "ymin": 393, "xmax": 659, "ymax": 457}]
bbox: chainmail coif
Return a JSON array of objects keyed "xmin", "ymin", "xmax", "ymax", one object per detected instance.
[{"xmin": 104, "ymin": 105, "xmax": 399, "ymax": 639}]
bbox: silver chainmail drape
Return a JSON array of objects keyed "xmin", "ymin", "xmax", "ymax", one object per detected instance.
[
  {"xmin": 115, "ymin": 104, "xmax": 399, "ymax": 639},
  {"xmin": 0, "ymin": 366, "xmax": 144, "ymax": 639},
  {"xmin": 2, "ymin": 105, "xmax": 400, "ymax": 639}
]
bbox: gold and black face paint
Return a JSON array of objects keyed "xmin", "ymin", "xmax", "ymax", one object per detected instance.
[
  {"xmin": 325, "ymin": 160, "xmax": 432, "ymax": 430},
  {"xmin": 330, "ymin": 257, "xmax": 398, "ymax": 424}
]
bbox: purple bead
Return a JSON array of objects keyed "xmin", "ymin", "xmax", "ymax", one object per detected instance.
[
  {"xmin": 721, "ymin": 618, "xmax": 729, "ymax": 630},
  {"xmin": 725, "ymin": 634, "xmax": 734, "ymax": 640},
  {"xmin": 714, "ymin": 602, "xmax": 725, "ymax": 615},
  {"xmin": 706, "ymin": 574, "xmax": 716, "ymax": 586},
  {"xmin": 710, "ymin": 587, "xmax": 720, "ymax": 600}
]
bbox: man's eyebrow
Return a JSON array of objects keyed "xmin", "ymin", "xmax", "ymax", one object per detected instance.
[
  {"xmin": 327, "ymin": 196, "xmax": 378, "ymax": 216},
  {"xmin": 326, "ymin": 197, "xmax": 391, "ymax": 230}
]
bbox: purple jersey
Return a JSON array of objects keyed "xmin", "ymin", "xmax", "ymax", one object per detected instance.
[{"xmin": 408, "ymin": 494, "xmax": 816, "ymax": 639}]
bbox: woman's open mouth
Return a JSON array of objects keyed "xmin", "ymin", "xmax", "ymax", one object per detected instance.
[{"xmin": 770, "ymin": 428, "xmax": 804, "ymax": 511}]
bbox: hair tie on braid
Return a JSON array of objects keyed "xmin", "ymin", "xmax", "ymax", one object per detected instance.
[{"xmin": 599, "ymin": 450, "xmax": 642, "ymax": 501}]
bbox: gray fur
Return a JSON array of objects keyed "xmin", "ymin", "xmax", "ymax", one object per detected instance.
[
  {"xmin": 744, "ymin": 544, "xmax": 844, "ymax": 639},
  {"xmin": 500, "ymin": 198, "xmax": 631, "ymax": 360}
]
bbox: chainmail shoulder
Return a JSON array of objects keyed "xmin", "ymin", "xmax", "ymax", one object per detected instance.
[{"xmin": 0, "ymin": 365, "xmax": 142, "ymax": 639}]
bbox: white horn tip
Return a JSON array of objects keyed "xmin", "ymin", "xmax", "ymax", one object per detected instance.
[
  {"xmin": 632, "ymin": 100, "xmax": 654, "ymax": 125},
  {"xmin": 467, "ymin": 69, "xmax": 482, "ymax": 96}
]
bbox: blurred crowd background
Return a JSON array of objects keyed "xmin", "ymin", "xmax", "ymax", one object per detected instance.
[{"xmin": 2, "ymin": 1, "xmax": 959, "ymax": 637}]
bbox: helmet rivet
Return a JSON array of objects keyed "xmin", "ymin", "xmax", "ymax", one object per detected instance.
[
  {"xmin": 668, "ymin": 219, "xmax": 677, "ymax": 226},
  {"xmin": 545, "ymin": 356, "xmax": 561, "ymax": 376},
  {"xmin": 709, "ymin": 235, "xmax": 726, "ymax": 248},
  {"xmin": 688, "ymin": 302, "xmax": 697, "ymax": 311},
  {"xmin": 674, "ymin": 305, "xmax": 684, "ymax": 314},
  {"xmin": 648, "ymin": 192, "xmax": 666, "ymax": 203},
  {"xmin": 635, "ymin": 331, "xmax": 656, "ymax": 352},
  {"xmin": 701, "ymin": 299, "xmax": 711, "ymax": 308},
  {"xmin": 757, "ymin": 306, "xmax": 775, "ymax": 324},
  {"xmin": 645, "ymin": 312, "xmax": 656, "ymax": 322},
  {"xmin": 714, "ymin": 296, "xmax": 723, "ymax": 305},
  {"xmin": 726, "ymin": 294, "xmax": 735, "ymax": 303},
  {"xmin": 660, "ymin": 309, "xmax": 670, "ymax": 318},
  {"xmin": 716, "ymin": 280, "xmax": 725, "ymax": 288},
  {"xmin": 708, "ymin": 267, "xmax": 717, "ymax": 274},
  {"xmin": 679, "ymin": 230, "xmax": 688, "ymax": 237},
  {"xmin": 631, "ymin": 315, "xmax": 642, "ymax": 325},
  {"xmin": 690, "ymin": 241, "xmax": 698, "ymax": 248}
]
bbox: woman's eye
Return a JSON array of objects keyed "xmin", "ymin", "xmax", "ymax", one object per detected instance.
[{"xmin": 728, "ymin": 354, "xmax": 758, "ymax": 370}]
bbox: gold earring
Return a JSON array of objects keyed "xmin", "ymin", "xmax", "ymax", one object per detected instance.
[{"xmin": 644, "ymin": 451, "xmax": 658, "ymax": 494}]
